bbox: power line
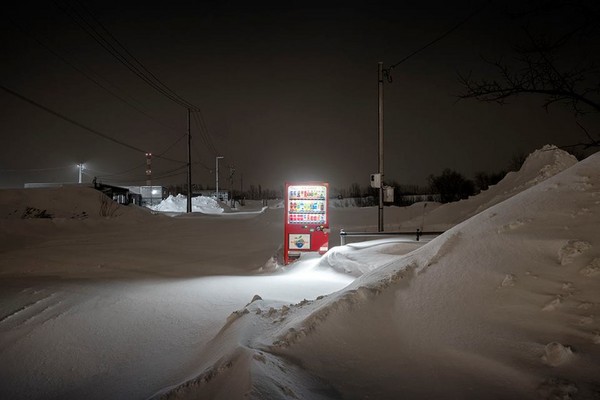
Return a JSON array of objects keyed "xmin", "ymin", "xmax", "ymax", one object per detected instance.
[
  {"xmin": 0, "ymin": 83, "xmax": 185, "ymax": 164},
  {"xmin": 191, "ymin": 111, "xmax": 218, "ymax": 156},
  {"xmin": 55, "ymin": 0, "xmax": 221, "ymax": 182},
  {"xmin": 55, "ymin": 0, "xmax": 201, "ymax": 111},
  {"xmin": 5, "ymin": 15, "xmax": 182, "ymax": 136},
  {"xmin": 100, "ymin": 164, "xmax": 188, "ymax": 185},
  {"xmin": 154, "ymin": 133, "xmax": 187, "ymax": 159},
  {"xmin": 0, "ymin": 165, "xmax": 73, "ymax": 172},
  {"xmin": 93, "ymin": 133, "xmax": 190, "ymax": 180},
  {"xmin": 93, "ymin": 162, "xmax": 146, "ymax": 179},
  {"xmin": 191, "ymin": 139, "xmax": 212, "ymax": 171},
  {"xmin": 385, "ymin": 5, "xmax": 486, "ymax": 80}
]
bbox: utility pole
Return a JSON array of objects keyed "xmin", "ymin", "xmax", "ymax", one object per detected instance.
[
  {"xmin": 145, "ymin": 152, "xmax": 153, "ymax": 206},
  {"xmin": 229, "ymin": 165, "xmax": 235, "ymax": 197},
  {"xmin": 216, "ymin": 156, "xmax": 224, "ymax": 201},
  {"xmin": 187, "ymin": 108, "xmax": 192, "ymax": 213},
  {"xmin": 145, "ymin": 153, "xmax": 152, "ymax": 186},
  {"xmin": 378, "ymin": 61, "xmax": 384, "ymax": 232}
]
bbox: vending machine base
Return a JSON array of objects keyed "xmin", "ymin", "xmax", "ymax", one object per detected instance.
[{"xmin": 286, "ymin": 251, "xmax": 302, "ymax": 263}]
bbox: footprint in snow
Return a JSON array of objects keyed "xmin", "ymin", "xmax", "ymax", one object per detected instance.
[
  {"xmin": 537, "ymin": 378, "xmax": 578, "ymax": 399},
  {"xmin": 558, "ymin": 240, "xmax": 591, "ymax": 266},
  {"xmin": 497, "ymin": 218, "xmax": 531, "ymax": 233},
  {"xmin": 541, "ymin": 342, "xmax": 573, "ymax": 367},
  {"xmin": 572, "ymin": 182, "xmax": 592, "ymax": 192},
  {"xmin": 577, "ymin": 302, "xmax": 594, "ymax": 310},
  {"xmin": 561, "ymin": 282, "xmax": 575, "ymax": 294},
  {"xmin": 542, "ymin": 296, "xmax": 562, "ymax": 312},
  {"xmin": 499, "ymin": 274, "xmax": 516, "ymax": 288},
  {"xmin": 579, "ymin": 258, "xmax": 600, "ymax": 277}
]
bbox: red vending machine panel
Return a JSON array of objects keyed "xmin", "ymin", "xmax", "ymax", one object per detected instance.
[{"xmin": 284, "ymin": 182, "xmax": 329, "ymax": 265}]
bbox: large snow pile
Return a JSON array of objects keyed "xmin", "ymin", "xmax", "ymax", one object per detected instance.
[
  {"xmin": 156, "ymin": 150, "xmax": 600, "ymax": 399},
  {"xmin": 400, "ymin": 145, "xmax": 578, "ymax": 231},
  {"xmin": 149, "ymin": 194, "xmax": 224, "ymax": 214},
  {"xmin": 0, "ymin": 185, "xmax": 147, "ymax": 220}
]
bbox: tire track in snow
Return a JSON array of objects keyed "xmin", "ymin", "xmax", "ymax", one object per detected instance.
[{"xmin": 0, "ymin": 291, "xmax": 67, "ymax": 330}]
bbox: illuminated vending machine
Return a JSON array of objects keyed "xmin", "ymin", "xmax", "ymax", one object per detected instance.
[{"xmin": 284, "ymin": 181, "xmax": 329, "ymax": 265}]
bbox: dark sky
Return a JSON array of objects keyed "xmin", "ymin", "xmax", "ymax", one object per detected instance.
[{"xmin": 1, "ymin": 1, "xmax": 597, "ymax": 193}]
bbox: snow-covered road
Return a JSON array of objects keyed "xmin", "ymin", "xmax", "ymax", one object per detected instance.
[{"xmin": 0, "ymin": 255, "xmax": 353, "ymax": 400}]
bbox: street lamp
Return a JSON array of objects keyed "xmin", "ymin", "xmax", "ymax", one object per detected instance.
[
  {"xmin": 215, "ymin": 156, "xmax": 224, "ymax": 201},
  {"xmin": 77, "ymin": 163, "xmax": 85, "ymax": 184}
]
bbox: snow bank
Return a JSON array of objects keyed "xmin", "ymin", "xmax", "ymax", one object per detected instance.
[
  {"xmin": 149, "ymin": 194, "xmax": 224, "ymax": 214},
  {"xmin": 399, "ymin": 144, "xmax": 578, "ymax": 231},
  {"xmin": 0, "ymin": 185, "xmax": 147, "ymax": 220},
  {"xmin": 326, "ymin": 145, "xmax": 578, "ymax": 276},
  {"xmin": 160, "ymin": 149, "xmax": 599, "ymax": 399}
]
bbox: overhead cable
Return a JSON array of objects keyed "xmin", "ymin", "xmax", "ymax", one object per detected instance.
[
  {"xmin": 386, "ymin": 5, "xmax": 487, "ymax": 81},
  {"xmin": 0, "ymin": 84, "xmax": 186, "ymax": 164}
]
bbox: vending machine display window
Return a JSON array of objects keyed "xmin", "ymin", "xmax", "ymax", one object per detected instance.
[{"xmin": 284, "ymin": 182, "xmax": 329, "ymax": 264}]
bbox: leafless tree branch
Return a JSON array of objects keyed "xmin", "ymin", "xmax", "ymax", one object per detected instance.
[{"xmin": 459, "ymin": 0, "xmax": 600, "ymax": 148}]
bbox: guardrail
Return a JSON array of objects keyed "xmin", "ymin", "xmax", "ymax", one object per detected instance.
[{"xmin": 339, "ymin": 229, "xmax": 445, "ymax": 245}]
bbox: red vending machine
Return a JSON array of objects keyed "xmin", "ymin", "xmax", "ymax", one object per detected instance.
[{"xmin": 284, "ymin": 181, "xmax": 329, "ymax": 265}]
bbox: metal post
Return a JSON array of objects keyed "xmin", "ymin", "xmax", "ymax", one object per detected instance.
[
  {"xmin": 378, "ymin": 62, "xmax": 384, "ymax": 232},
  {"xmin": 216, "ymin": 156, "xmax": 224, "ymax": 201},
  {"xmin": 145, "ymin": 153, "xmax": 153, "ymax": 206},
  {"xmin": 187, "ymin": 109, "xmax": 192, "ymax": 213},
  {"xmin": 77, "ymin": 163, "xmax": 83, "ymax": 183}
]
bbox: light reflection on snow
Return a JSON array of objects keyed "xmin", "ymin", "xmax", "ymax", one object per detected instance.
[
  {"xmin": 277, "ymin": 253, "xmax": 355, "ymax": 284},
  {"xmin": 183, "ymin": 253, "xmax": 354, "ymax": 306}
]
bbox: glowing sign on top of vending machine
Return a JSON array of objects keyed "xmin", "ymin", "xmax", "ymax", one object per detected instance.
[{"xmin": 284, "ymin": 181, "xmax": 329, "ymax": 265}]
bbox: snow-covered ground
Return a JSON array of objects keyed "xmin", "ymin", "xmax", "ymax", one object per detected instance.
[{"xmin": 0, "ymin": 145, "xmax": 598, "ymax": 399}]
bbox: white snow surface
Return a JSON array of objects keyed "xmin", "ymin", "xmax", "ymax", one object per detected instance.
[
  {"xmin": 0, "ymin": 145, "xmax": 599, "ymax": 399},
  {"xmin": 149, "ymin": 194, "xmax": 224, "ymax": 214}
]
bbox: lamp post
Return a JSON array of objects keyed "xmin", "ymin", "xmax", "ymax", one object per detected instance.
[
  {"xmin": 77, "ymin": 163, "xmax": 84, "ymax": 184},
  {"xmin": 215, "ymin": 156, "xmax": 224, "ymax": 201}
]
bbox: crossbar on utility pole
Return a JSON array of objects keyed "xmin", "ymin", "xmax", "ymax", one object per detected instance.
[{"xmin": 378, "ymin": 62, "xmax": 384, "ymax": 232}]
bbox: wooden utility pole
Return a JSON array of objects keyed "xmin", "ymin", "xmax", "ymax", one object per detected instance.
[
  {"xmin": 187, "ymin": 108, "xmax": 192, "ymax": 213},
  {"xmin": 378, "ymin": 62, "xmax": 384, "ymax": 232}
]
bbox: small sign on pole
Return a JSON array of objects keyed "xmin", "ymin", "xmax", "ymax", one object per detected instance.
[{"xmin": 370, "ymin": 173, "xmax": 381, "ymax": 188}]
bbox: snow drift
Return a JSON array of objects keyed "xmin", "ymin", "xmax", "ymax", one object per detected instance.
[
  {"xmin": 157, "ymin": 148, "xmax": 599, "ymax": 399},
  {"xmin": 399, "ymin": 144, "xmax": 578, "ymax": 231},
  {"xmin": 0, "ymin": 145, "xmax": 597, "ymax": 400}
]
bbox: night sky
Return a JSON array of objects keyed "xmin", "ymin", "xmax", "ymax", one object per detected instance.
[{"xmin": 1, "ymin": 1, "xmax": 597, "ymax": 193}]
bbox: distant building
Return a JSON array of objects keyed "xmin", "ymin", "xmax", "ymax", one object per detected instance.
[
  {"xmin": 124, "ymin": 186, "xmax": 168, "ymax": 207},
  {"xmin": 94, "ymin": 183, "xmax": 134, "ymax": 205}
]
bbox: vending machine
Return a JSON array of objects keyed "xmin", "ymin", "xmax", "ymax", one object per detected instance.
[{"xmin": 284, "ymin": 181, "xmax": 329, "ymax": 265}]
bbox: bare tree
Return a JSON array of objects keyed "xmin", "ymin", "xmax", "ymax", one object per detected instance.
[{"xmin": 459, "ymin": 0, "xmax": 600, "ymax": 149}]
